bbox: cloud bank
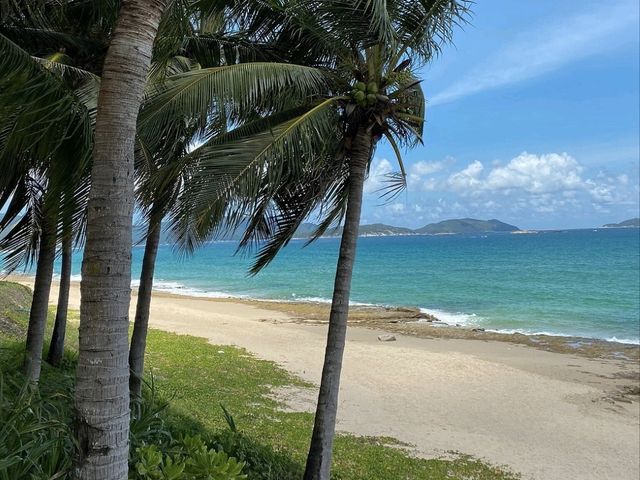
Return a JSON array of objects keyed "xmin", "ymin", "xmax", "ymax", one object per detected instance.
[{"xmin": 364, "ymin": 151, "xmax": 639, "ymax": 226}]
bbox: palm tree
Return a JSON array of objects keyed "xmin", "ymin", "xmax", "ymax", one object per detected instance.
[
  {"xmin": 47, "ymin": 208, "xmax": 76, "ymax": 366},
  {"xmin": 72, "ymin": 0, "xmax": 167, "ymax": 476},
  {"xmin": 0, "ymin": 28, "xmax": 94, "ymax": 382},
  {"xmin": 2, "ymin": 0, "xmax": 326, "ymax": 391},
  {"xmin": 68, "ymin": 3, "xmax": 325, "ymax": 473},
  {"xmin": 126, "ymin": 0, "xmax": 329, "ymax": 396},
  {"xmin": 173, "ymin": 1, "xmax": 471, "ymax": 478},
  {"xmin": 128, "ymin": 56, "xmax": 327, "ymax": 396}
]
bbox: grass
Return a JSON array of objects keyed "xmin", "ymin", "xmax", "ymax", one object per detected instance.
[{"xmin": 0, "ymin": 280, "xmax": 519, "ymax": 479}]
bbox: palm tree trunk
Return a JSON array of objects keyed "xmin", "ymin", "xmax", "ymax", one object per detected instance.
[
  {"xmin": 22, "ymin": 202, "xmax": 58, "ymax": 383},
  {"xmin": 304, "ymin": 128, "xmax": 373, "ymax": 480},
  {"xmin": 129, "ymin": 217, "xmax": 161, "ymax": 398},
  {"xmin": 47, "ymin": 222, "xmax": 72, "ymax": 367},
  {"xmin": 73, "ymin": 2, "xmax": 165, "ymax": 479}
]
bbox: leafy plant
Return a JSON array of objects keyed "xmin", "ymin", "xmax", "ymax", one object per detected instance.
[
  {"xmin": 130, "ymin": 375, "xmax": 174, "ymax": 454},
  {"xmin": 0, "ymin": 373, "xmax": 73, "ymax": 479},
  {"xmin": 210, "ymin": 406, "xmax": 304, "ymax": 480},
  {"xmin": 131, "ymin": 435, "xmax": 247, "ymax": 480}
]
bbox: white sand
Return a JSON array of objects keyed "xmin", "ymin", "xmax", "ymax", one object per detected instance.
[{"xmin": 11, "ymin": 277, "xmax": 640, "ymax": 480}]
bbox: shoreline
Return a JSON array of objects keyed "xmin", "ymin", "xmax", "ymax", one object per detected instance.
[
  {"xmin": 3, "ymin": 274, "xmax": 640, "ymax": 480},
  {"xmin": 7, "ymin": 271, "xmax": 639, "ymax": 356}
]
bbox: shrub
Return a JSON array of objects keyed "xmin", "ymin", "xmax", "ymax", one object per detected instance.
[
  {"xmin": 0, "ymin": 373, "xmax": 74, "ymax": 479},
  {"xmin": 130, "ymin": 377, "xmax": 174, "ymax": 455},
  {"xmin": 131, "ymin": 435, "xmax": 247, "ymax": 480},
  {"xmin": 208, "ymin": 406, "xmax": 304, "ymax": 480}
]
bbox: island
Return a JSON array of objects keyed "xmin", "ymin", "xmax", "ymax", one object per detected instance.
[
  {"xmin": 414, "ymin": 218, "xmax": 520, "ymax": 235},
  {"xmin": 602, "ymin": 218, "xmax": 640, "ymax": 228},
  {"xmin": 291, "ymin": 218, "xmax": 520, "ymax": 238}
]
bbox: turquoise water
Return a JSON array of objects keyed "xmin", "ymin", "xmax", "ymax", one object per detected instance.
[{"xmin": 60, "ymin": 228, "xmax": 639, "ymax": 343}]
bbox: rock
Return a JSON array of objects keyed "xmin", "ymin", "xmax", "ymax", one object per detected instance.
[
  {"xmin": 471, "ymin": 328, "xmax": 485, "ymax": 332},
  {"xmin": 377, "ymin": 334, "xmax": 396, "ymax": 342},
  {"xmin": 397, "ymin": 307, "xmax": 419, "ymax": 313}
]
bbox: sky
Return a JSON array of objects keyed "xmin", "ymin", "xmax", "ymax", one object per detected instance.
[{"xmin": 361, "ymin": 0, "xmax": 640, "ymax": 230}]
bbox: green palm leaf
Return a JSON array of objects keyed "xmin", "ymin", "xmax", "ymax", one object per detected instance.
[
  {"xmin": 168, "ymin": 97, "xmax": 343, "ymax": 253},
  {"xmin": 139, "ymin": 62, "xmax": 327, "ymax": 148}
]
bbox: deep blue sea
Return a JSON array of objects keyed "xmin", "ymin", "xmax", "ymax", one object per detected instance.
[{"xmin": 57, "ymin": 228, "xmax": 640, "ymax": 344}]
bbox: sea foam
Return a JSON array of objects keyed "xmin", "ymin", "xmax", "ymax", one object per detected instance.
[{"xmin": 419, "ymin": 308, "xmax": 481, "ymax": 326}]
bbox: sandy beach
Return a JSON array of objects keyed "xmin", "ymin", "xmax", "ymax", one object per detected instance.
[{"xmin": 9, "ymin": 275, "xmax": 640, "ymax": 480}]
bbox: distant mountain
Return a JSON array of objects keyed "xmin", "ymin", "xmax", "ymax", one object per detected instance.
[
  {"xmin": 139, "ymin": 218, "xmax": 519, "ymax": 244},
  {"xmin": 357, "ymin": 224, "xmax": 416, "ymax": 236},
  {"xmin": 292, "ymin": 223, "xmax": 415, "ymax": 238},
  {"xmin": 309, "ymin": 218, "xmax": 518, "ymax": 237},
  {"xmin": 415, "ymin": 218, "xmax": 520, "ymax": 234},
  {"xmin": 602, "ymin": 218, "xmax": 640, "ymax": 228}
]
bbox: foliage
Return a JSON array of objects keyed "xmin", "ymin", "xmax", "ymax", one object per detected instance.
[
  {"xmin": 131, "ymin": 436, "xmax": 247, "ymax": 480},
  {"xmin": 130, "ymin": 375, "xmax": 174, "ymax": 454},
  {"xmin": 209, "ymin": 429, "xmax": 305, "ymax": 480},
  {"xmin": 0, "ymin": 373, "xmax": 74, "ymax": 480},
  {"xmin": 144, "ymin": 329, "xmax": 519, "ymax": 480},
  {"xmin": 0, "ymin": 283, "xmax": 518, "ymax": 479},
  {"xmin": 163, "ymin": 0, "xmax": 474, "ymax": 275}
]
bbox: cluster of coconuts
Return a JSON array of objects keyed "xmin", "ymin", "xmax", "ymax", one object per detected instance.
[{"xmin": 350, "ymin": 81, "xmax": 383, "ymax": 107}]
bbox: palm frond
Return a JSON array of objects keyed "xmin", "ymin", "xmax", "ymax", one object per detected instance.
[
  {"xmin": 138, "ymin": 62, "xmax": 328, "ymax": 150},
  {"xmin": 168, "ymin": 97, "xmax": 343, "ymax": 253},
  {"xmin": 0, "ymin": 33, "xmax": 93, "ymax": 163}
]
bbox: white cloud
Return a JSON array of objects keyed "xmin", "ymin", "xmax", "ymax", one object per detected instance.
[
  {"xmin": 485, "ymin": 152, "xmax": 583, "ymax": 193},
  {"xmin": 363, "ymin": 151, "xmax": 638, "ymax": 227},
  {"xmin": 388, "ymin": 203, "xmax": 405, "ymax": 214},
  {"xmin": 364, "ymin": 158, "xmax": 393, "ymax": 194},
  {"xmin": 430, "ymin": 0, "xmax": 639, "ymax": 106},
  {"xmin": 447, "ymin": 160, "xmax": 484, "ymax": 192},
  {"xmin": 410, "ymin": 160, "xmax": 444, "ymax": 176},
  {"xmin": 404, "ymin": 160, "xmax": 447, "ymax": 192},
  {"xmin": 443, "ymin": 152, "xmax": 636, "ymax": 215},
  {"xmin": 448, "ymin": 153, "xmax": 587, "ymax": 195}
]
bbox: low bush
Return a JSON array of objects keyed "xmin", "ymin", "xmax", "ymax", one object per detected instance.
[
  {"xmin": 131, "ymin": 435, "xmax": 246, "ymax": 480},
  {"xmin": 0, "ymin": 373, "xmax": 74, "ymax": 479}
]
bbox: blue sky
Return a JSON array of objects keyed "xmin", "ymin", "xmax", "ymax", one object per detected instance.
[{"xmin": 362, "ymin": 0, "xmax": 640, "ymax": 230}]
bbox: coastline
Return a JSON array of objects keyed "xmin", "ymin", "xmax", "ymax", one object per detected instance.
[
  {"xmin": 10, "ymin": 270, "xmax": 639, "ymax": 355},
  {"xmin": 4, "ymin": 274, "xmax": 640, "ymax": 479}
]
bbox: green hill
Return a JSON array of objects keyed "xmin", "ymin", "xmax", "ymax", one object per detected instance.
[
  {"xmin": 321, "ymin": 223, "xmax": 415, "ymax": 237},
  {"xmin": 603, "ymin": 218, "xmax": 640, "ymax": 228},
  {"xmin": 135, "ymin": 218, "xmax": 519, "ymax": 243},
  {"xmin": 415, "ymin": 218, "xmax": 520, "ymax": 234}
]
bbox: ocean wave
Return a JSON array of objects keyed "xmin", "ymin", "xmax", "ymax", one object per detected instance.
[
  {"xmin": 605, "ymin": 336, "xmax": 640, "ymax": 345},
  {"xmin": 46, "ymin": 274, "xmax": 640, "ymax": 346},
  {"xmin": 69, "ymin": 275, "xmax": 243, "ymax": 299},
  {"xmin": 419, "ymin": 308, "xmax": 481, "ymax": 326},
  {"xmin": 291, "ymin": 295, "xmax": 378, "ymax": 307},
  {"xmin": 151, "ymin": 281, "xmax": 246, "ymax": 299},
  {"xmin": 418, "ymin": 308, "xmax": 640, "ymax": 346},
  {"xmin": 486, "ymin": 328, "xmax": 640, "ymax": 346}
]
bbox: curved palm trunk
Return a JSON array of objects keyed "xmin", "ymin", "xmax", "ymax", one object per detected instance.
[
  {"xmin": 47, "ymin": 223, "xmax": 72, "ymax": 367},
  {"xmin": 73, "ymin": 2, "xmax": 165, "ymax": 479},
  {"xmin": 22, "ymin": 203, "xmax": 58, "ymax": 383},
  {"xmin": 304, "ymin": 129, "xmax": 373, "ymax": 480},
  {"xmin": 129, "ymin": 217, "xmax": 161, "ymax": 398}
]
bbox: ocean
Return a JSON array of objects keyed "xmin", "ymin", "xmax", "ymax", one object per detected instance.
[{"xmin": 56, "ymin": 227, "xmax": 640, "ymax": 344}]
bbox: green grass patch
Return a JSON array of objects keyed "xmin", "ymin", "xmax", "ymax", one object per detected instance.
[{"xmin": 0, "ymin": 281, "xmax": 519, "ymax": 479}]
